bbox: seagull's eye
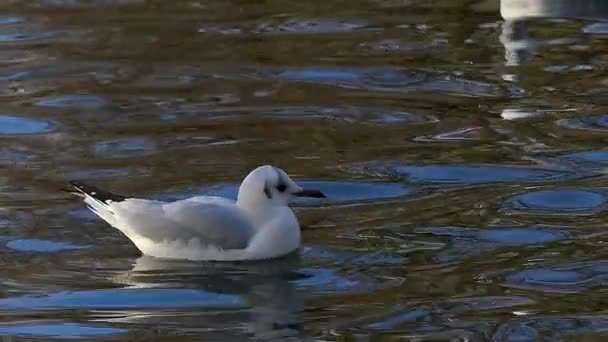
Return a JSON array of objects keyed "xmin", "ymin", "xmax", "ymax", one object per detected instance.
[{"xmin": 277, "ymin": 184, "xmax": 287, "ymax": 192}]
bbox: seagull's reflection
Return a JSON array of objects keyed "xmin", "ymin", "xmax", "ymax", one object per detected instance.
[
  {"xmin": 499, "ymin": 0, "xmax": 608, "ymax": 66},
  {"xmin": 112, "ymin": 254, "xmax": 308, "ymax": 341}
]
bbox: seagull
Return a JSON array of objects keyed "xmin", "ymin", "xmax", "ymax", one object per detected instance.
[{"xmin": 65, "ymin": 165, "xmax": 325, "ymax": 261}]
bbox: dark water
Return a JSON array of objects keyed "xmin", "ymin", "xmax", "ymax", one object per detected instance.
[{"xmin": 1, "ymin": 0, "xmax": 608, "ymax": 340}]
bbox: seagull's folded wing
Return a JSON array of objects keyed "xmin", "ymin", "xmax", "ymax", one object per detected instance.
[{"xmin": 114, "ymin": 197, "xmax": 256, "ymax": 251}]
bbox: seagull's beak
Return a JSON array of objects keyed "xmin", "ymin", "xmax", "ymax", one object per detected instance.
[{"xmin": 293, "ymin": 188, "xmax": 326, "ymax": 198}]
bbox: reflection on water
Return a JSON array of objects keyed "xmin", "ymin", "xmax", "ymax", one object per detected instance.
[
  {"xmin": 1, "ymin": 0, "xmax": 608, "ymax": 340},
  {"xmin": 0, "ymin": 322, "xmax": 127, "ymax": 339},
  {"xmin": 0, "ymin": 114, "xmax": 51, "ymax": 135},
  {"xmin": 350, "ymin": 161, "xmax": 577, "ymax": 185},
  {"xmin": 5, "ymin": 238, "xmax": 90, "ymax": 252},
  {"xmin": 500, "ymin": 0, "xmax": 608, "ymax": 66},
  {"xmin": 508, "ymin": 189, "xmax": 607, "ymax": 213}
]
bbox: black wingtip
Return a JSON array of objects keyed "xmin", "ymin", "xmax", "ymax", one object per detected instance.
[
  {"xmin": 64, "ymin": 180, "xmax": 128, "ymax": 203},
  {"xmin": 60, "ymin": 187, "xmax": 77, "ymax": 194},
  {"xmin": 62, "ymin": 181, "xmax": 84, "ymax": 196},
  {"xmin": 69, "ymin": 180, "xmax": 87, "ymax": 189},
  {"xmin": 64, "ymin": 180, "xmax": 87, "ymax": 194}
]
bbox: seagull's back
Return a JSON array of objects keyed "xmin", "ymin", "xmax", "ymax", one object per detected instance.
[
  {"xmin": 113, "ymin": 195, "xmax": 256, "ymax": 251},
  {"xmin": 66, "ymin": 181, "xmax": 258, "ymax": 260},
  {"xmin": 159, "ymin": 196, "xmax": 256, "ymax": 249}
]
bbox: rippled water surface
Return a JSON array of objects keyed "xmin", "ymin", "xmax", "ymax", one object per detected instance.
[{"xmin": 1, "ymin": 0, "xmax": 608, "ymax": 340}]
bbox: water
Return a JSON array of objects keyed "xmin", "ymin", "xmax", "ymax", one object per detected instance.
[{"xmin": 1, "ymin": 0, "xmax": 608, "ymax": 340}]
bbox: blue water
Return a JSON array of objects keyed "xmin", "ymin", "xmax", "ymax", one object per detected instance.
[
  {"xmin": 1, "ymin": 0, "xmax": 608, "ymax": 341},
  {"xmin": 0, "ymin": 115, "xmax": 51, "ymax": 135}
]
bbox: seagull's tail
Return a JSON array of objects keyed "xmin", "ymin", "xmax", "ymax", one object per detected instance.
[{"xmin": 64, "ymin": 181, "xmax": 127, "ymax": 227}]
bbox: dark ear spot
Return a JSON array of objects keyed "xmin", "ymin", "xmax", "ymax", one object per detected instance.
[
  {"xmin": 275, "ymin": 169, "xmax": 288, "ymax": 193},
  {"xmin": 264, "ymin": 185, "xmax": 272, "ymax": 199}
]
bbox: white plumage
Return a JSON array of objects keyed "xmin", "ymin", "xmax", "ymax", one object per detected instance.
[{"xmin": 66, "ymin": 165, "xmax": 325, "ymax": 261}]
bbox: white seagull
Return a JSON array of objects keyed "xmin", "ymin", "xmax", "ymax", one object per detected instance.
[{"xmin": 65, "ymin": 165, "xmax": 325, "ymax": 261}]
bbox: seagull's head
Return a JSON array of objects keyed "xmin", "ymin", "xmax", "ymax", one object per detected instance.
[{"xmin": 236, "ymin": 165, "xmax": 325, "ymax": 208}]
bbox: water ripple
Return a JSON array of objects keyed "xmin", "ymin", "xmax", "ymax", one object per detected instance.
[
  {"xmin": 561, "ymin": 150, "xmax": 608, "ymax": 168},
  {"xmin": 0, "ymin": 16, "xmax": 24, "ymax": 25},
  {"xmin": 172, "ymin": 105, "xmax": 437, "ymax": 125},
  {"xmin": 0, "ymin": 50, "xmax": 38, "ymax": 65},
  {"xmin": 0, "ymin": 322, "xmax": 127, "ymax": 339},
  {"xmin": 264, "ymin": 106, "xmax": 436, "ymax": 125},
  {"xmin": 414, "ymin": 127, "xmax": 484, "ymax": 142},
  {"xmin": 349, "ymin": 162, "xmax": 575, "ymax": 185},
  {"xmin": 508, "ymin": 189, "xmax": 607, "ymax": 213},
  {"xmin": 35, "ymin": 95, "xmax": 108, "ymax": 109},
  {"xmin": 416, "ymin": 226, "xmax": 570, "ymax": 262},
  {"xmin": 504, "ymin": 261, "xmax": 608, "ymax": 293},
  {"xmin": 418, "ymin": 226, "xmax": 569, "ymax": 246},
  {"xmin": 0, "ymin": 115, "xmax": 52, "ymax": 135},
  {"xmin": 583, "ymin": 22, "xmax": 608, "ymax": 34},
  {"xmin": 94, "ymin": 137, "xmax": 157, "ymax": 159},
  {"xmin": 199, "ymin": 18, "xmax": 371, "ymax": 35},
  {"xmin": 435, "ymin": 296, "xmax": 535, "ymax": 314},
  {"xmin": 0, "ymin": 288, "xmax": 244, "ymax": 310},
  {"xmin": 557, "ymin": 115, "xmax": 608, "ymax": 132},
  {"xmin": 0, "ymin": 32, "xmax": 59, "ymax": 44},
  {"xmin": 64, "ymin": 168, "xmax": 140, "ymax": 181},
  {"xmin": 493, "ymin": 315, "xmax": 608, "ymax": 341},
  {"xmin": 362, "ymin": 38, "xmax": 448, "ymax": 53},
  {"xmin": 268, "ymin": 67, "xmax": 501, "ymax": 97},
  {"xmin": 160, "ymin": 180, "xmax": 414, "ymax": 206},
  {"xmin": 5, "ymin": 239, "xmax": 90, "ymax": 253}
]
